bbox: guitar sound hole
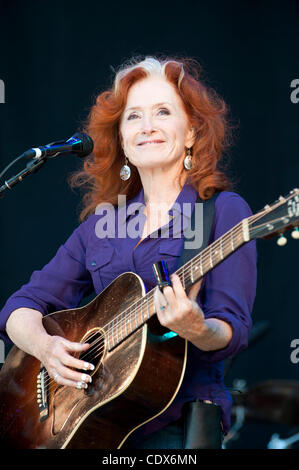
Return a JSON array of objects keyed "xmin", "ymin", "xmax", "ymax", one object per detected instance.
[{"xmin": 78, "ymin": 329, "xmax": 106, "ymax": 375}]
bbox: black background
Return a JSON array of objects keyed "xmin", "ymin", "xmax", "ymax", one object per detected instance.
[{"xmin": 0, "ymin": 0, "xmax": 298, "ymax": 449}]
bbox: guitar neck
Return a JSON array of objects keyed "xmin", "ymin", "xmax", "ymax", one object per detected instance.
[
  {"xmin": 175, "ymin": 218, "xmax": 249, "ymax": 289},
  {"xmin": 105, "ymin": 218, "xmax": 250, "ymax": 351}
]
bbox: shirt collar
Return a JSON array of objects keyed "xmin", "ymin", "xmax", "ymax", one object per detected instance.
[{"xmin": 124, "ymin": 181, "xmax": 198, "ymax": 224}]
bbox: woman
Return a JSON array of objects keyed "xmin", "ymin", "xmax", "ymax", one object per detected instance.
[{"xmin": 0, "ymin": 56, "xmax": 257, "ymax": 449}]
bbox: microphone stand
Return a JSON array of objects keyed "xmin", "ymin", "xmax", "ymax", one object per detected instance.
[
  {"xmin": 0, "ymin": 134, "xmax": 93, "ymax": 198},
  {"xmin": 0, "ymin": 152, "xmax": 60, "ymax": 198}
]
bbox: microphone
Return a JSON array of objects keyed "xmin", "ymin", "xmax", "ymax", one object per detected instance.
[{"xmin": 20, "ymin": 132, "xmax": 94, "ymax": 159}]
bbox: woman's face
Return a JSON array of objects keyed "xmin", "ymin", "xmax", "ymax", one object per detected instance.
[{"xmin": 119, "ymin": 76, "xmax": 194, "ymax": 171}]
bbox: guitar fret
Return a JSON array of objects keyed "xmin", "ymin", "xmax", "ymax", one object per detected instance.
[
  {"xmin": 220, "ymin": 237, "xmax": 224, "ymax": 260},
  {"xmin": 242, "ymin": 219, "xmax": 250, "ymax": 242},
  {"xmin": 191, "ymin": 259, "xmax": 194, "ymax": 282},
  {"xmin": 200, "ymin": 252, "xmax": 203, "ymax": 276},
  {"xmin": 192, "ymin": 262, "xmax": 199, "ymax": 282},
  {"xmin": 231, "ymin": 230, "xmax": 235, "ymax": 251},
  {"xmin": 209, "ymin": 245, "xmax": 213, "ymax": 268}
]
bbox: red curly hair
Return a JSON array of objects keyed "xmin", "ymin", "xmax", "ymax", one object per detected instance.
[{"xmin": 69, "ymin": 55, "xmax": 233, "ymax": 222}]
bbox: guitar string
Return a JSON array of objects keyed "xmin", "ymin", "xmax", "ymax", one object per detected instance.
[
  {"xmin": 72, "ymin": 211, "xmax": 287, "ymax": 372},
  {"xmin": 78, "ymin": 221, "xmax": 246, "ymax": 352},
  {"xmin": 80, "ymin": 232, "xmax": 247, "ymax": 362},
  {"xmin": 44, "ymin": 211, "xmax": 287, "ymax": 392},
  {"xmin": 91, "ymin": 202, "xmax": 292, "ymax": 352},
  {"xmin": 33, "ymin": 198, "xmax": 299, "ymax": 396},
  {"xmin": 79, "ymin": 232, "xmax": 247, "ymax": 362},
  {"xmin": 43, "ymin": 207, "xmax": 277, "ymax": 391},
  {"xmin": 68, "ymin": 209, "xmax": 270, "ymax": 361},
  {"xmin": 246, "ymin": 216, "xmax": 296, "ymax": 236},
  {"xmin": 42, "ymin": 193, "xmax": 299, "ymax": 390},
  {"xmin": 42, "ymin": 212, "xmax": 266, "ymax": 390},
  {"xmin": 74, "ymin": 214, "xmax": 260, "ymax": 360},
  {"xmin": 45, "ymin": 205, "xmax": 289, "ymax": 391},
  {"xmin": 44, "ymin": 206, "xmax": 280, "ymax": 392},
  {"xmin": 43, "ymin": 222, "xmax": 247, "ymax": 390}
]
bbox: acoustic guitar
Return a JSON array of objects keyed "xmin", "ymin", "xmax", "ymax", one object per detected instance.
[{"xmin": 0, "ymin": 189, "xmax": 298, "ymax": 449}]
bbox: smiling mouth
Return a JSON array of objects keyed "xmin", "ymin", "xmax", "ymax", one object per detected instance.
[{"xmin": 138, "ymin": 140, "xmax": 165, "ymax": 146}]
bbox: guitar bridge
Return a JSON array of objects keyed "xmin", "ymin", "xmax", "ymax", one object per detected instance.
[{"xmin": 36, "ymin": 366, "xmax": 49, "ymax": 422}]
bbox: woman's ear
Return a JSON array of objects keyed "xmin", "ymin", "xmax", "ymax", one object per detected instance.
[
  {"xmin": 118, "ymin": 130, "xmax": 123, "ymax": 147},
  {"xmin": 118, "ymin": 132, "xmax": 126, "ymax": 156},
  {"xmin": 185, "ymin": 126, "xmax": 197, "ymax": 148}
]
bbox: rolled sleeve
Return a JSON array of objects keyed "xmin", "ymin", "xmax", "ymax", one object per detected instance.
[
  {"xmin": 0, "ymin": 217, "xmax": 95, "ymax": 344},
  {"xmin": 197, "ymin": 192, "xmax": 257, "ymax": 363}
]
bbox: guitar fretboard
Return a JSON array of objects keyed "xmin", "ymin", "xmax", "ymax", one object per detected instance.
[{"xmin": 105, "ymin": 219, "xmax": 249, "ymax": 351}]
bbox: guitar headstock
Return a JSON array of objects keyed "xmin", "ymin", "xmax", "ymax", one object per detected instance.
[{"xmin": 249, "ymin": 188, "xmax": 299, "ymax": 245}]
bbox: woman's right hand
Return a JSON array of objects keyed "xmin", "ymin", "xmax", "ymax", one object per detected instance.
[
  {"xmin": 38, "ymin": 335, "xmax": 94, "ymax": 389},
  {"xmin": 6, "ymin": 308, "xmax": 95, "ymax": 389}
]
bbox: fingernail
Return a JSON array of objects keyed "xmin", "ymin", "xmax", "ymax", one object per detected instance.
[
  {"xmin": 81, "ymin": 373, "xmax": 92, "ymax": 383},
  {"xmin": 83, "ymin": 362, "xmax": 95, "ymax": 371},
  {"xmin": 76, "ymin": 382, "xmax": 88, "ymax": 390}
]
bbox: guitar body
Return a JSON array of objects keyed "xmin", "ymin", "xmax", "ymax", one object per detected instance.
[{"xmin": 0, "ymin": 272, "xmax": 187, "ymax": 449}]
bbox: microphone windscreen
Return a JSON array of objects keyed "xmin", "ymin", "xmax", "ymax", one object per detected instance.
[{"xmin": 68, "ymin": 132, "xmax": 94, "ymax": 158}]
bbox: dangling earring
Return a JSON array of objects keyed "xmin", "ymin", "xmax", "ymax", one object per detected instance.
[
  {"xmin": 120, "ymin": 154, "xmax": 131, "ymax": 181},
  {"xmin": 184, "ymin": 147, "xmax": 192, "ymax": 170}
]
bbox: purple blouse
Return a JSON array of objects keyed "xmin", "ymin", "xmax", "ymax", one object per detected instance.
[{"xmin": 0, "ymin": 182, "xmax": 257, "ymax": 437}]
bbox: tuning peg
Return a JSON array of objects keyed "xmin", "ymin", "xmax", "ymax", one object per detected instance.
[
  {"xmin": 277, "ymin": 234, "xmax": 287, "ymax": 246},
  {"xmin": 291, "ymin": 227, "xmax": 299, "ymax": 239}
]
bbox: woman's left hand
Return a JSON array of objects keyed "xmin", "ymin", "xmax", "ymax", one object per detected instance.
[{"xmin": 154, "ymin": 273, "xmax": 205, "ymax": 341}]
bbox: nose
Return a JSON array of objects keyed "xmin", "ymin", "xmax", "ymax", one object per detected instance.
[{"xmin": 140, "ymin": 113, "xmax": 156, "ymax": 134}]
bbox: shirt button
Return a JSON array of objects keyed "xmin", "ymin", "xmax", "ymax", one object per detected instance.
[{"xmin": 91, "ymin": 261, "xmax": 96, "ymax": 267}]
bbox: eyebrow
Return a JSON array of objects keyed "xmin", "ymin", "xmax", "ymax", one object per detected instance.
[{"xmin": 124, "ymin": 102, "xmax": 172, "ymax": 113}]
